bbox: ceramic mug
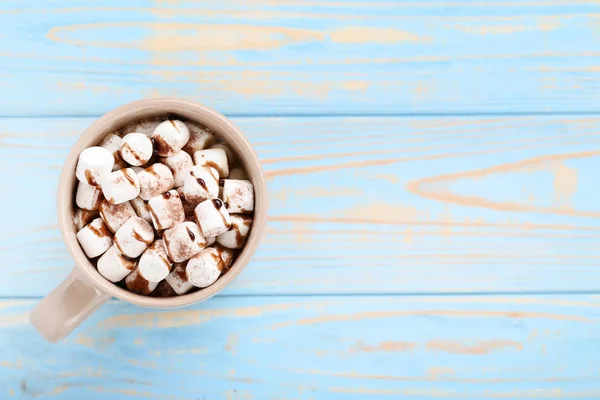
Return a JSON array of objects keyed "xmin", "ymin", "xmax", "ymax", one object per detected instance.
[{"xmin": 29, "ymin": 98, "xmax": 267, "ymax": 342}]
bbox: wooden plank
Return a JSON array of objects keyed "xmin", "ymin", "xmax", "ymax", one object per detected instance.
[
  {"xmin": 2, "ymin": 115, "xmax": 600, "ymax": 296},
  {"xmin": 2, "ymin": 294, "xmax": 600, "ymax": 398},
  {"xmin": 1, "ymin": 1, "xmax": 600, "ymax": 115}
]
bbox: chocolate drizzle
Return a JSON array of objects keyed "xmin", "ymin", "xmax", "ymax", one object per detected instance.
[
  {"xmin": 84, "ymin": 170, "xmax": 98, "ymax": 186},
  {"xmin": 88, "ymin": 220, "xmax": 109, "ymax": 238},
  {"xmin": 185, "ymin": 226, "xmax": 196, "ymax": 242},
  {"xmin": 132, "ymin": 229, "xmax": 153, "ymax": 245},
  {"xmin": 123, "ymin": 169, "xmax": 136, "ymax": 185},
  {"xmin": 122, "ymin": 143, "xmax": 144, "ymax": 164}
]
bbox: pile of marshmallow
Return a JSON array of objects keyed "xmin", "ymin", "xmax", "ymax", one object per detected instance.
[{"xmin": 73, "ymin": 118, "xmax": 254, "ymax": 297}]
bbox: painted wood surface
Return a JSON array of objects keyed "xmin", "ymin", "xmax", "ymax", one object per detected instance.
[
  {"xmin": 2, "ymin": 115, "xmax": 600, "ymax": 296},
  {"xmin": 2, "ymin": 1, "xmax": 600, "ymax": 115},
  {"xmin": 2, "ymin": 295, "xmax": 600, "ymax": 399},
  {"xmin": 1, "ymin": 1, "xmax": 599, "ymax": 398}
]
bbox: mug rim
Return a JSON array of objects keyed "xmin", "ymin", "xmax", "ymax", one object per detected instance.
[{"xmin": 58, "ymin": 98, "xmax": 267, "ymax": 308}]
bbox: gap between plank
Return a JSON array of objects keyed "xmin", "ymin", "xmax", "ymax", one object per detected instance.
[
  {"xmin": 3, "ymin": 290, "xmax": 600, "ymax": 301},
  {"xmin": 3, "ymin": 110, "xmax": 600, "ymax": 119}
]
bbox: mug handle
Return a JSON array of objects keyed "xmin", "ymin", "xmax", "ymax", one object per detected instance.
[{"xmin": 29, "ymin": 269, "xmax": 110, "ymax": 342}]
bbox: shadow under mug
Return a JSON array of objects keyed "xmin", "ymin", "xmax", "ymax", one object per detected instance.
[{"xmin": 29, "ymin": 98, "xmax": 267, "ymax": 342}]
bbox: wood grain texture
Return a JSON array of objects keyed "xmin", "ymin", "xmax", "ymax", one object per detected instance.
[
  {"xmin": 2, "ymin": 1, "xmax": 600, "ymax": 115},
  {"xmin": 3, "ymin": 115, "xmax": 600, "ymax": 296},
  {"xmin": 2, "ymin": 295, "xmax": 600, "ymax": 399}
]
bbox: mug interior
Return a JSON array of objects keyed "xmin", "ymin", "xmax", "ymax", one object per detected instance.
[{"xmin": 58, "ymin": 98, "xmax": 267, "ymax": 308}]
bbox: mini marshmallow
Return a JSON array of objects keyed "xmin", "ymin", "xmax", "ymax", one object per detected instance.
[
  {"xmin": 186, "ymin": 247, "xmax": 224, "ymax": 288},
  {"xmin": 162, "ymin": 150, "xmax": 193, "ymax": 187},
  {"xmin": 75, "ymin": 146, "xmax": 114, "ymax": 186},
  {"xmin": 125, "ymin": 267, "xmax": 159, "ymax": 295},
  {"xmin": 228, "ymin": 167, "xmax": 248, "ymax": 180},
  {"xmin": 76, "ymin": 217, "xmax": 112, "ymax": 258},
  {"xmin": 152, "ymin": 120, "xmax": 190, "ymax": 157},
  {"xmin": 162, "ymin": 221, "xmax": 207, "ymax": 262},
  {"xmin": 101, "ymin": 168, "xmax": 140, "ymax": 205},
  {"xmin": 73, "ymin": 209, "xmax": 99, "ymax": 231},
  {"xmin": 213, "ymin": 243, "xmax": 235, "ymax": 270},
  {"xmin": 221, "ymin": 179, "xmax": 254, "ymax": 214},
  {"xmin": 100, "ymin": 134, "xmax": 127, "ymax": 171},
  {"xmin": 206, "ymin": 235, "xmax": 216, "ymax": 246},
  {"xmin": 138, "ymin": 240, "xmax": 173, "ymax": 282},
  {"xmin": 120, "ymin": 133, "xmax": 153, "ymax": 166},
  {"xmin": 183, "ymin": 122, "xmax": 215, "ymax": 154},
  {"xmin": 183, "ymin": 165, "xmax": 219, "ymax": 205},
  {"xmin": 147, "ymin": 190, "xmax": 185, "ymax": 230},
  {"xmin": 193, "ymin": 148, "xmax": 229, "ymax": 178},
  {"xmin": 123, "ymin": 118, "xmax": 161, "ymax": 138},
  {"xmin": 131, "ymin": 196, "xmax": 153, "ymax": 223},
  {"xmin": 137, "ymin": 163, "xmax": 174, "ymax": 201},
  {"xmin": 165, "ymin": 263, "xmax": 194, "ymax": 295},
  {"xmin": 97, "ymin": 245, "xmax": 135, "ymax": 282},
  {"xmin": 99, "ymin": 200, "xmax": 137, "ymax": 233},
  {"xmin": 211, "ymin": 143, "xmax": 236, "ymax": 167},
  {"xmin": 114, "ymin": 216, "xmax": 155, "ymax": 258},
  {"xmin": 194, "ymin": 198, "xmax": 232, "ymax": 238},
  {"xmin": 177, "ymin": 187, "xmax": 197, "ymax": 218},
  {"xmin": 75, "ymin": 182, "xmax": 103, "ymax": 211},
  {"xmin": 216, "ymin": 214, "xmax": 252, "ymax": 249}
]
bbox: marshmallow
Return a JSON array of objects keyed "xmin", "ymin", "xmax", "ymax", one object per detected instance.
[
  {"xmin": 73, "ymin": 208, "xmax": 99, "ymax": 232},
  {"xmin": 152, "ymin": 280, "xmax": 178, "ymax": 297},
  {"xmin": 114, "ymin": 216, "xmax": 155, "ymax": 258},
  {"xmin": 221, "ymin": 179, "xmax": 254, "ymax": 214},
  {"xmin": 101, "ymin": 168, "xmax": 140, "ymax": 205},
  {"xmin": 216, "ymin": 214, "xmax": 252, "ymax": 249},
  {"xmin": 152, "ymin": 120, "xmax": 190, "ymax": 157},
  {"xmin": 99, "ymin": 200, "xmax": 137, "ymax": 233},
  {"xmin": 130, "ymin": 196, "xmax": 153, "ymax": 223},
  {"xmin": 186, "ymin": 247, "xmax": 224, "ymax": 288},
  {"xmin": 75, "ymin": 182, "xmax": 103, "ymax": 211},
  {"xmin": 162, "ymin": 150, "xmax": 193, "ymax": 187},
  {"xmin": 125, "ymin": 267, "xmax": 159, "ymax": 295},
  {"xmin": 162, "ymin": 221, "xmax": 207, "ymax": 262},
  {"xmin": 138, "ymin": 240, "xmax": 173, "ymax": 282},
  {"xmin": 137, "ymin": 163, "xmax": 174, "ymax": 201},
  {"xmin": 147, "ymin": 190, "xmax": 185, "ymax": 230},
  {"xmin": 193, "ymin": 148, "xmax": 229, "ymax": 178},
  {"xmin": 120, "ymin": 133, "xmax": 153, "ymax": 166},
  {"xmin": 211, "ymin": 143, "xmax": 236, "ymax": 167},
  {"xmin": 183, "ymin": 165, "xmax": 219, "ymax": 205},
  {"xmin": 206, "ymin": 235, "xmax": 216, "ymax": 246},
  {"xmin": 228, "ymin": 167, "xmax": 248, "ymax": 180},
  {"xmin": 183, "ymin": 122, "xmax": 215, "ymax": 154},
  {"xmin": 97, "ymin": 245, "xmax": 135, "ymax": 282},
  {"xmin": 165, "ymin": 263, "xmax": 194, "ymax": 295},
  {"xmin": 194, "ymin": 198, "xmax": 232, "ymax": 238},
  {"xmin": 75, "ymin": 146, "xmax": 114, "ymax": 186},
  {"xmin": 100, "ymin": 134, "xmax": 127, "ymax": 171},
  {"xmin": 213, "ymin": 243, "xmax": 235, "ymax": 270},
  {"xmin": 177, "ymin": 187, "xmax": 197, "ymax": 218},
  {"xmin": 123, "ymin": 118, "xmax": 161, "ymax": 138},
  {"xmin": 76, "ymin": 217, "xmax": 112, "ymax": 258}
]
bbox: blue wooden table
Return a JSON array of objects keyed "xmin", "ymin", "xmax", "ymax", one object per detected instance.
[{"xmin": 2, "ymin": 1, "xmax": 600, "ymax": 398}]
